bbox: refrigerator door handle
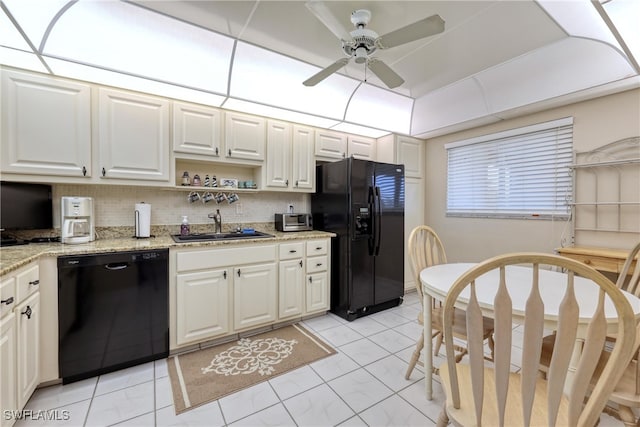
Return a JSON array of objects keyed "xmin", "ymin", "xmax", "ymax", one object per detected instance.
[
  {"xmin": 374, "ymin": 186, "xmax": 381, "ymax": 256},
  {"xmin": 367, "ymin": 186, "xmax": 376, "ymax": 256}
]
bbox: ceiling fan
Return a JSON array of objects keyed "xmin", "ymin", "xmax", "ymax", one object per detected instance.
[{"xmin": 303, "ymin": 1, "xmax": 445, "ymax": 89}]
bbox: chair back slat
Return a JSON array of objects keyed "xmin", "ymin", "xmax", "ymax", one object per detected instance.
[
  {"xmin": 568, "ymin": 289, "xmax": 608, "ymax": 424},
  {"xmin": 521, "ymin": 264, "xmax": 544, "ymax": 426},
  {"xmin": 466, "ymin": 280, "xmax": 486, "ymax": 423},
  {"xmin": 441, "ymin": 253, "xmax": 636, "ymax": 427},
  {"xmin": 619, "ymin": 242, "xmax": 640, "ymax": 297},
  {"xmin": 493, "ymin": 266, "xmax": 512, "ymax": 426}
]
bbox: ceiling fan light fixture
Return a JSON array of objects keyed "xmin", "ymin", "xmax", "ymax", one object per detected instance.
[{"xmin": 354, "ymin": 46, "xmax": 368, "ymax": 64}]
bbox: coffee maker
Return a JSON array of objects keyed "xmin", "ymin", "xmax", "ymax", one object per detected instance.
[{"xmin": 61, "ymin": 197, "xmax": 95, "ymax": 244}]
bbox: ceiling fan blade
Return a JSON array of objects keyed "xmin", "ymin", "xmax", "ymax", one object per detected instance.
[
  {"xmin": 305, "ymin": 1, "xmax": 353, "ymax": 42},
  {"xmin": 303, "ymin": 58, "xmax": 350, "ymax": 86},
  {"xmin": 377, "ymin": 14, "xmax": 445, "ymax": 49},
  {"xmin": 366, "ymin": 59, "xmax": 404, "ymax": 89}
]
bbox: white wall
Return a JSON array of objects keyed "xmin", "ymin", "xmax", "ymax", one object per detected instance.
[{"xmin": 424, "ymin": 88, "xmax": 640, "ymax": 262}]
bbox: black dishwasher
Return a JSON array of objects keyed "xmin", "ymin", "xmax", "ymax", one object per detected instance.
[{"xmin": 58, "ymin": 249, "xmax": 169, "ymax": 384}]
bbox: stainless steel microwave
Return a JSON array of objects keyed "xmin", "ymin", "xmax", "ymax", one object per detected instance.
[{"xmin": 275, "ymin": 213, "xmax": 313, "ymax": 232}]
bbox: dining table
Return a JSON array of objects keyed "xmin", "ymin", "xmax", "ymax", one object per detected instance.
[{"xmin": 420, "ymin": 262, "xmax": 640, "ymax": 400}]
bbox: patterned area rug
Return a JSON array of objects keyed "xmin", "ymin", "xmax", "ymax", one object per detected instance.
[{"xmin": 167, "ymin": 323, "xmax": 336, "ymax": 414}]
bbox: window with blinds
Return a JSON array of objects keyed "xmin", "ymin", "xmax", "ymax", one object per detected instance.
[{"xmin": 446, "ymin": 117, "xmax": 573, "ymax": 219}]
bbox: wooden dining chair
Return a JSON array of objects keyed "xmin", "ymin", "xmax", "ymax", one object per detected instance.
[
  {"xmin": 437, "ymin": 253, "xmax": 636, "ymax": 427},
  {"xmin": 404, "ymin": 225, "xmax": 494, "ymax": 380},
  {"xmin": 539, "ymin": 242, "xmax": 640, "ymax": 425}
]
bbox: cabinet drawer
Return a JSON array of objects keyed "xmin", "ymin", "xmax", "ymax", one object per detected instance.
[
  {"xmin": 16, "ymin": 264, "xmax": 39, "ymax": 301},
  {"xmin": 279, "ymin": 242, "xmax": 304, "ymax": 260},
  {"xmin": 306, "ymin": 240, "xmax": 328, "ymax": 256},
  {"xmin": 561, "ymin": 253, "xmax": 619, "ymax": 273},
  {"xmin": 0, "ymin": 276, "xmax": 16, "ymax": 319},
  {"xmin": 306, "ymin": 256, "xmax": 328, "ymax": 273},
  {"xmin": 176, "ymin": 245, "xmax": 277, "ymax": 272}
]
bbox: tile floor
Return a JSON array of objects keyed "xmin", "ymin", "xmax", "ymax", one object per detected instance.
[{"xmin": 17, "ymin": 292, "xmax": 623, "ymax": 426}]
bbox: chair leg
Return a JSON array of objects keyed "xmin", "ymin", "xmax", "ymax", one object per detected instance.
[
  {"xmin": 487, "ymin": 333, "xmax": 495, "ymax": 361},
  {"xmin": 434, "ymin": 331, "xmax": 444, "ymax": 357},
  {"xmin": 436, "ymin": 407, "xmax": 450, "ymax": 427},
  {"xmin": 405, "ymin": 333, "xmax": 424, "ymax": 380},
  {"xmin": 617, "ymin": 405, "xmax": 638, "ymax": 427}
]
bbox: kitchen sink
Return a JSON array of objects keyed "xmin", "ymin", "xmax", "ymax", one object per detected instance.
[{"xmin": 171, "ymin": 231, "xmax": 274, "ymax": 243}]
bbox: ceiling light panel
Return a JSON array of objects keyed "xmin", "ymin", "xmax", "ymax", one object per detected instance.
[
  {"xmin": 230, "ymin": 41, "xmax": 359, "ymax": 120},
  {"xmin": 43, "ymin": 1, "xmax": 233, "ymax": 94},
  {"xmin": 536, "ymin": 0, "xmax": 622, "ymax": 50},
  {"xmin": 0, "ymin": 48, "xmax": 49, "ymax": 73},
  {"xmin": 345, "ymin": 83, "xmax": 413, "ymax": 134},
  {"xmin": 602, "ymin": 0, "xmax": 640, "ymax": 63},
  {"xmin": 223, "ymin": 98, "xmax": 341, "ymax": 129},
  {"xmin": 2, "ymin": 0, "xmax": 68, "ymax": 50},
  {"xmin": 331, "ymin": 122, "xmax": 390, "ymax": 139},
  {"xmin": 0, "ymin": 8, "xmax": 31, "ymax": 51}
]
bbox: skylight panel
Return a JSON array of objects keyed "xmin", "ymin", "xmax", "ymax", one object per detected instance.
[{"xmin": 345, "ymin": 83, "xmax": 413, "ymax": 134}]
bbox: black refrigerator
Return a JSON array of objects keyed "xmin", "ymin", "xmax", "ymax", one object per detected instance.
[{"xmin": 311, "ymin": 158, "xmax": 405, "ymax": 321}]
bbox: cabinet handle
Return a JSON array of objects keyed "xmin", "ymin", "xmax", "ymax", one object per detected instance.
[
  {"xmin": 316, "ymin": 263, "xmax": 323, "ymax": 267},
  {"xmin": 102, "ymin": 167, "xmax": 106, "ymax": 177},
  {"xmin": 299, "ymin": 260, "xmax": 303, "ymax": 268},
  {"xmin": 289, "ymin": 250, "xmax": 297, "ymax": 253},
  {"xmin": 215, "ymin": 147, "xmax": 219, "ymax": 156},
  {"xmin": 21, "ymin": 305, "xmax": 32, "ymax": 319},
  {"xmin": 1, "ymin": 297, "xmax": 14, "ymax": 306},
  {"xmin": 285, "ymin": 179, "xmax": 289, "ymax": 186},
  {"xmin": 237, "ymin": 269, "xmax": 241, "ymax": 277},
  {"xmin": 295, "ymin": 180, "xmax": 299, "ymax": 187},
  {"xmin": 82, "ymin": 166, "xmax": 87, "ymax": 176},
  {"xmin": 29, "ymin": 279, "xmax": 39, "ymax": 286},
  {"xmin": 309, "ymin": 277, "xmax": 312, "ymax": 283},
  {"xmin": 228, "ymin": 149, "xmax": 232, "ymax": 156},
  {"xmin": 342, "ymin": 152, "xmax": 346, "ymax": 158},
  {"xmin": 223, "ymin": 271, "xmax": 227, "ymax": 279},
  {"xmin": 316, "ymin": 247, "xmax": 322, "ymax": 250}
]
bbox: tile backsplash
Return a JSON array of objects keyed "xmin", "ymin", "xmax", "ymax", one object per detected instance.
[{"xmin": 52, "ymin": 184, "xmax": 310, "ymax": 229}]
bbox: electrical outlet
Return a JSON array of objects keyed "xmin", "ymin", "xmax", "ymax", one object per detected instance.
[
  {"xmin": 236, "ymin": 203, "xmax": 243, "ymax": 215},
  {"xmin": 287, "ymin": 204, "xmax": 294, "ymax": 214}
]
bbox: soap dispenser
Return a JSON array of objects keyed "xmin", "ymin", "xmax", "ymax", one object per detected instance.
[{"xmin": 180, "ymin": 216, "xmax": 190, "ymax": 236}]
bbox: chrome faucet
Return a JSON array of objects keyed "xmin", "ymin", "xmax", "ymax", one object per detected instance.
[{"xmin": 208, "ymin": 209, "xmax": 222, "ymax": 234}]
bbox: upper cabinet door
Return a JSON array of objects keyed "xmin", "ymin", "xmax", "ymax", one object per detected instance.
[
  {"xmin": 348, "ymin": 135, "xmax": 376, "ymax": 160},
  {"xmin": 396, "ymin": 135, "xmax": 424, "ymax": 178},
  {"xmin": 265, "ymin": 120, "xmax": 291, "ymax": 189},
  {"xmin": 315, "ymin": 129, "xmax": 347, "ymax": 160},
  {"xmin": 98, "ymin": 88, "xmax": 170, "ymax": 181},
  {"xmin": 173, "ymin": 101, "xmax": 222, "ymax": 157},
  {"xmin": 224, "ymin": 112, "xmax": 266, "ymax": 161},
  {"xmin": 1, "ymin": 70, "xmax": 91, "ymax": 177},
  {"xmin": 292, "ymin": 125, "xmax": 314, "ymax": 191}
]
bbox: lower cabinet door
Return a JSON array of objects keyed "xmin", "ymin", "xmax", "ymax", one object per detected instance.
[
  {"xmin": 1, "ymin": 312, "xmax": 17, "ymax": 427},
  {"xmin": 176, "ymin": 269, "xmax": 229, "ymax": 346},
  {"xmin": 306, "ymin": 272, "xmax": 329, "ymax": 314},
  {"xmin": 16, "ymin": 292, "xmax": 39, "ymax": 410},
  {"xmin": 278, "ymin": 259, "xmax": 304, "ymax": 319},
  {"xmin": 234, "ymin": 263, "xmax": 277, "ymax": 330}
]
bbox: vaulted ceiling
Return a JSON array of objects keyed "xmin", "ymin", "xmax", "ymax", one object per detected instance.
[{"xmin": 1, "ymin": 0, "xmax": 638, "ymax": 138}]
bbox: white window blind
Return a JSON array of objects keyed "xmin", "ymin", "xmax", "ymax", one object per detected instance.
[{"xmin": 446, "ymin": 118, "xmax": 573, "ymax": 219}]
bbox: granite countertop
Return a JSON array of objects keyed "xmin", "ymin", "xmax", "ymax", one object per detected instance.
[{"xmin": 0, "ymin": 230, "xmax": 335, "ymax": 276}]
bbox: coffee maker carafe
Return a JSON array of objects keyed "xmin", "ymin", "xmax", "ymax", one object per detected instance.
[{"xmin": 61, "ymin": 197, "xmax": 95, "ymax": 244}]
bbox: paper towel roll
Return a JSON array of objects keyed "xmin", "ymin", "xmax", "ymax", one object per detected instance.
[{"xmin": 135, "ymin": 202, "xmax": 151, "ymax": 238}]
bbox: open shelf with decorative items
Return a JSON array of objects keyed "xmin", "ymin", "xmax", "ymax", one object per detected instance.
[{"xmin": 174, "ymin": 159, "xmax": 261, "ymax": 192}]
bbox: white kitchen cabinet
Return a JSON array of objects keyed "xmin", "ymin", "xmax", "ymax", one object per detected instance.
[
  {"xmin": 264, "ymin": 120, "xmax": 291, "ymax": 189},
  {"xmin": 15, "ymin": 291, "xmax": 39, "ymax": 410},
  {"xmin": 175, "ymin": 269, "xmax": 229, "ymax": 346},
  {"xmin": 278, "ymin": 242, "xmax": 305, "ymax": 319},
  {"xmin": 0, "ymin": 312, "xmax": 17, "ymax": 427},
  {"xmin": 306, "ymin": 273, "xmax": 328, "ymax": 314},
  {"xmin": 0, "ymin": 261, "xmax": 40, "ymax": 422},
  {"xmin": 1, "ymin": 69, "xmax": 92, "ymax": 178},
  {"xmin": 292, "ymin": 125, "xmax": 315, "ymax": 191},
  {"xmin": 97, "ymin": 87, "xmax": 170, "ymax": 181},
  {"xmin": 224, "ymin": 112, "xmax": 266, "ymax": 162},
  {"xmin": 348, "ymin": 135, "xmax": 377, "ymax": 160},
  {"xmin": 304, "ymin": 240, "xmax": 330, "ymax": 314},
  {"xmin": 173, "ymin": 101, "xmax": 223, "ymax": 158},
  {"xmin": 315, "ymin": 129, "xmax": 347, "ymax": 160},
  {"xmin": 233, "ymin": 263, "xmax": 277, "ymax": 330}
]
